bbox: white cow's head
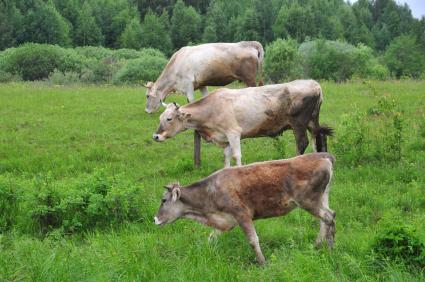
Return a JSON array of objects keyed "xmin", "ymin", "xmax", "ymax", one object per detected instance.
[
  {"xmin": 152, "ymin": 102, "xmax": 191, "ymax": 142},
  {"xmin": 144, "ymin": 81, "xmax": 163, "ymax": 114}
]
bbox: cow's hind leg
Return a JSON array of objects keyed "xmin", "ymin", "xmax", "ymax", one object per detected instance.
[{"xmin": 293, "ymin": 127, "xmax": 309, "ymax": 155}]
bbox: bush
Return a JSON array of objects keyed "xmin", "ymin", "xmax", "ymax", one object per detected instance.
[
  {"xmin": 0, "ymin": 176, "xmax": 20, "ymax": 232},
  {"xmin": 47, "ymin": 69, "xmax": 81, "ymax": 85},
  {"xmin": 264, "ymin": 38, "xmax": 301, "ymax": 82},
  {"xmin": 0, "ymin": 43, "xmax": 85, "ymax": 80},
  {"xmin": 332, "ymin": 94, "xmax": 404, "ymax": 165},
  {"xmin": 113, "ymin": 54, "xmax": 167, "ymax": 84},
  {"xmin": 372, "ymin": 224, "xmax": 425, "ymax": 268},
  {"xmin": 384, "ymin": 35, "xmax": 425, "ymax": 79},
  {"xmin": 27, "ymin": 170, "xmax": 148, "ymax": 235}
]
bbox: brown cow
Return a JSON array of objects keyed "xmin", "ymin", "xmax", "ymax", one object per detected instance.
[
  {"xmin": 153, "ymin": 80, "xmax": 333, "ymax": 167},
  {"xmin": 145, "ymin": 41, "xmax": 264, "ymax": 113},
  {"xmin": 154, "ymin": 153, "xmax": 336, "ymax": 265}
]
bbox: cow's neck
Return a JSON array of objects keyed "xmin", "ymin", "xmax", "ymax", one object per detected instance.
[
  {"xmin": 180, "ymin": 183, "xmax": 211, "ymax": 220},
  {"xmin": 181, "ymin": 104, "xmax": 209, "ymax": 131},
  {"xmin": 155, "ymin": 77, "xmax": 175, "ymax": 101}
]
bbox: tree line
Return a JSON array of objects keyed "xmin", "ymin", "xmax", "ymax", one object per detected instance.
[
  {"xmin": 1, "ymin": 0, "xmax": 424, "ymax": 81},
  {"xmin": 1, "ymin": 0, "xmax": 424, "ymax": 54}
]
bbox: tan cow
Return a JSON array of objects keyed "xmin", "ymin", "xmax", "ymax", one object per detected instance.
[
  {"xmin": 154, "ymin": 153, "xmax": 336, "ymax": 265},
  {"xmin": 145, "ymin": 41, "xmax": 264, "ymax": 113},
  {"xmin": 153, "ymin": 80, "xmax": 333, "ymax": 167}
]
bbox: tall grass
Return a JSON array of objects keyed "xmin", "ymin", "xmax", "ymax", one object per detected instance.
[{"xmin": 0, "ymin": 81, "xmax": 424, "ymax": 280}]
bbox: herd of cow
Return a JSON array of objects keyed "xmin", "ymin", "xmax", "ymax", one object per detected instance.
[{"xmin": 145, "ymin": 41, "xmax": 336, "ymax": 265}]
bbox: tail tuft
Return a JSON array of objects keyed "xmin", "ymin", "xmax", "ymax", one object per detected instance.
[{"xmin": 318, "ymin": 125, "xmax": 334, "ymax": 137}]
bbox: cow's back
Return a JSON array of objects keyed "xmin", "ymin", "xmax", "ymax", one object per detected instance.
[
  {"xmin": 174, "ymin": 43, "xmax": 259, "ymax": 87},
  {"xmin": 213, "ymin": 153, "xmax": 333, "ymax": 219},
  {"xmin": 215, "ymin": 80, "xmax": 322, "ymax": 137}
]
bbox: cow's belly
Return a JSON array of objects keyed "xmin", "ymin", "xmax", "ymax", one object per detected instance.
[{"xmin": 206, "ymin": 212, "xmax": 238, "ymax": 231}]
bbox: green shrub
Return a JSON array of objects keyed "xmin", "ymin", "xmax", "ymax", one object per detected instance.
[
  {"xmin": 372, "ymin": 224, "xmax": 425, "ymax": 268},
  {"xmin": 0, "ymin": 70, "xmax": 21, "ymax": 83},
  {"xmin": 26, "ymin": 170, "xmax": 147, "ymax": 235},
  {"xmin": 264, "ymin": 38, "xmax": 301, "ymax": 82},
  {"xmin": 0, "ymin": 176, "xmax": 20, "ymax": 232},
  {"xmin": 74, "ymin": 46, "xmax": 113, "ymax": 60},
  {"xmin": 113, "ymin": 54, "xmax": 167, "ymax": 84},
  {"xmin": 48, "ymin": 69, "xmax": 80, "ymax": 85},
  {"xmin": 1, "ymin": 43, "xmax": 85, "ymax": 80}
]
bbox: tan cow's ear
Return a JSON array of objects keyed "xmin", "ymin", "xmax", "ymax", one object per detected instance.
[
  {"xmin": 171, "ymin": 187, "xmax": 181, "ymax": 202},
  {"xmin": 177, "ymin": 111, "xmax": 191, "ymax": 120},
  {"xmin": 163, "ymin": 184, "xmax": 173, "ymax": 191}
]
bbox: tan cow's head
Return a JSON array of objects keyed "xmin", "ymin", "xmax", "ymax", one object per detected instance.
[
  {"xmin": 144, "ymin": 81, "xmax": 163, "ymax": 114},
  {"xmin": 154, "ymin": 183, "xmax": 184, "ymax": 226},
  {"xmin": 152, "ymin": 102, "xmax": 191, "ymax": 142}
]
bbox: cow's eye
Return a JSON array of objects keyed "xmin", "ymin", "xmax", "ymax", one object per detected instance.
[
  {"xmin": 161, "ymin": 199, "xmax": 166, "ymax": 204},
  {"xmin": 166, "ymin": 118, "xmax": 172, "ymax": 122}
]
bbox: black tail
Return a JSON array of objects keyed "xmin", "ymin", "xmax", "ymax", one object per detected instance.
[{"xmin": 315, "ymin": 125, "xmax": 334, "ymax": 152}]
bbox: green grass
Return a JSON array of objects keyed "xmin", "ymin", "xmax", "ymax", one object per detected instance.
[{"xmin": 0, "ymin": 81, "xmax": 424, "ymax": 281}]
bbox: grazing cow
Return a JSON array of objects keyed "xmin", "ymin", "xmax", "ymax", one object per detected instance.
[
  {"xmin": 144, "ymin": 41, "xmax": 264, "ymax": 113},
  {"xmin": 152, "ymin": 80, "xmax": 333, "ymax": 167},
  {"xmin": 154, "ymin": 153, "xmax": 336, "ymax": 265}
]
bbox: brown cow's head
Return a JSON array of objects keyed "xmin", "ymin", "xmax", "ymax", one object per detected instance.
[
  {"xmin": 152, "ymin": 102, "xmax": 191, "ymax": 142},
  {"xmin": 154, "ymin": 183, "xmax": 184, "ymax": 226},
  {"xmin": 144, "ymin": 81, "xmax": 162, "ymax": 114}
]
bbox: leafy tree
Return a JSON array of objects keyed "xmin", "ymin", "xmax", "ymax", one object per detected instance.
[
  {"xmin": 234, "ymin": 8, "xmax": 261, "ymax": 42},
  {"xmin": 140, "ymin": 10, "xmax": 172, "ymax": 54},
  {"xmin": 273, "ymin": 2, "xmax": 315, "ymax": 42},
  {"xmin": 384, "ymin": 35, "xmax": 424, "ymax": 78},
  {"xmin": 74, "ymin": 1, "xmax": 104, "ymax": 46},
  {"xmin": 111, "ymin": 5, "xmax": 139, "ymax": 47},
  {"xmin": 22, "ymin": 0, "xmax": 71, "ymax": 46},
  {"xmin": 264, "ymin": 38, "xmax": 300, "ymax": 82},
  {"xmin": 119, "ymin": 18, "xmax": 143, "ymax": 49},
  {"xmin": 170, "ymin": 0, "xmax": 202, "ymax": 49},
  {"xmin": 0, "ymin": 2, "xmax": 23, "ymax": 50}
]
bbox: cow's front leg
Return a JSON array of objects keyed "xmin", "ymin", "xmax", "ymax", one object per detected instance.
[
  {"xmin": 200, "ymin": 86, "xmax": 208, "ymax": 97},
  {"xmin": 237, "ymin": 216, "xmax": 266, "ymax": 265},
  {"xmin": 208, "ymin": 229, "xmax": 222, "ymax": 243},
  {"xmin": 227, "ymin": 134, "xmax": 242, "ymax": 166},
  {"xmin": 186, "ymin": 88, "xmax": 195, "ymax": 103},
  {"xmin": 224, "ymin": 145, "xmax": 232, "ymax": 167}
]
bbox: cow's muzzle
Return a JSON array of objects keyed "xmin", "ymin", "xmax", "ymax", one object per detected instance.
[{"xmin": 152, "ymin": 133, "xmax": 166, "ymax": 142}]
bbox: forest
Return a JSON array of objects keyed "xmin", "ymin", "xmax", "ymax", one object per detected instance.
[{"xmin": 1, "ymin": 0, "xmax": 425, "ymax": 82}]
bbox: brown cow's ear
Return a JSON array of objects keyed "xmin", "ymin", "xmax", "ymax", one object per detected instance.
[
  {"xmin": 163, "ymin": 184, "xmax": 173, "ymax": 191},
  {"xmin": 171, "ymin": 187, "xmax": 181, "ymax": 202}
]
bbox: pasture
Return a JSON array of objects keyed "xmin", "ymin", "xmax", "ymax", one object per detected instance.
[{"xmin": 0, "ymin": 81, "xmax": 424, "ymax": 281}]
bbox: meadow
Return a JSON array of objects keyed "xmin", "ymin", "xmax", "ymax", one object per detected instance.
[{"xmin": 0, "ymin": 81, "xmax": 424, "ymax": 281}]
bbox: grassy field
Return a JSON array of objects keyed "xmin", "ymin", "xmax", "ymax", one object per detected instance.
[{"xmin": 0, "ymin": 81, "xmax": 424, "ymax": 281}]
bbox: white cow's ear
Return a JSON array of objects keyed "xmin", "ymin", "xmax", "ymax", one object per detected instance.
[
  {"xmin": 144, "ymin": 81, "xmax": 154, "ymax": 89},
  {"xmin": 171, "ymin": 188, "xmax": 181, "ymax": 202}
]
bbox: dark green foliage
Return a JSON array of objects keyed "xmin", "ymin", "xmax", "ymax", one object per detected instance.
[
  {"xmin": 21, "ymin": 0, "xmax": 71, "ymax": 46},
  {"xmin": 273, "ymin": 2, "xmax": 315, "ymax": 43},
  {"xmin": 263, "ymin": 38, "xmax": 300, "ymax": 82},
  {"xmin": 372, "ymin": 224, "xmax": 425, "ymax": 268},
  {"xmin": 0, "ymin": 2, "xmax": 23, "ymax": 50},
  {"xmin": 170, "ymin": 0, "xmax": 202, "ymax": 49},
  {"xmin": 73, "ymin": 1, "xmax": 104, "ymax": 46},
  {"xmin": 119, "ymin": 18, "xmax": 143, "ymax": 50},
  {"xmin": 140, "ymin": 10, "xmax": 172, "ymax": 54},
  {"xmin": 384, "ymin": 35, "xmax": 425, "ymax": 78}
]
